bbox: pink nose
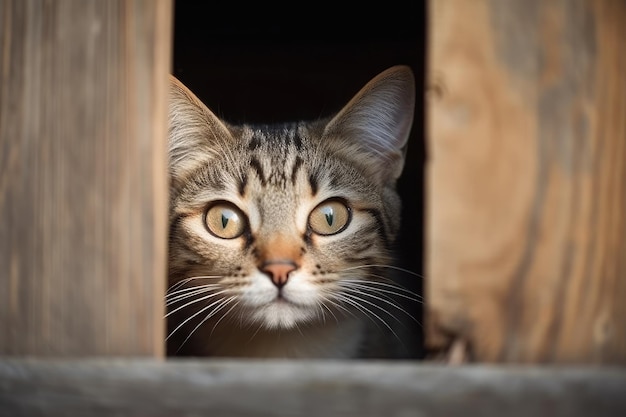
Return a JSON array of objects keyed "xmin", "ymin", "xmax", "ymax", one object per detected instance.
[{"xmin": 261, "ymin": 260, "xmax": 298, "ymax": 288}]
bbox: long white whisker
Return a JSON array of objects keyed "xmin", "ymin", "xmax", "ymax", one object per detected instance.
[
  {"xmin": 334, "ymin": 293, "xmax": 399, "ymax": 338},
  {"xmin": 340, "ymin": 264, "xmax": 424, "ymax": 279},
  {"xmin": 247, "ymin": 321, "xmax": 267, "ymax": 344},
  {"xmin": 165, "ymin": 284, "xmax": 222, "ymax": 305},
  {"xmin": 165, "ymin": 289, "xmax": 229, "ymax": 318},
  {"xmin": 166, "ymin": 294, "xmax": 231, "ymax": 341},
  {"xmin": 338, "ymin": 291, "xmax": 404, "ymax": 327},
  {"xmin": 339, "ymin": 284, "xmax": 419, "ymax": 323},
  {"xmin": 176, "ymin": 296, "xmax": 238, "ymax": 353},
  {"xmin": 210, "ymin": 300, "xmax": 241, "ymax": 336},
  {"xmin": 166, "ymin": 275, "xmax": 224, "ymax": 293},
  {"xmin": 321, "ymin": 295, "xmax": 357, "ymax": 321},
  {"xmin": 322, "ymin": 297, "xmax": 343, "ymax": 324},
  {"xmin": 339, "ymin": 266, "xmax": 424, "ymax": 303},
  {"xmin": 339, "ymin": 278, "xmax": 423, "ymax": 303},
  {"xmin": 316, "ymin": 298, "xmax": 336, "ymax": 324},
  {"xmin": 312, "ymin": 300, "xmax": 326, "ymax": 324}
]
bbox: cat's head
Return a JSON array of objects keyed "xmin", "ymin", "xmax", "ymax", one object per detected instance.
[{"xmin": 167, "ymin": 66, "xmax": 415, "ymax": 333}]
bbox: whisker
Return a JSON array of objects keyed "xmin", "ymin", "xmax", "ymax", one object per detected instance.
[
  {"xmin": 338, "ymin": 284, "xmax": 419, "ymax": 324},
  {"xmin": 247, "ymin": 321, "xmax": 267, "ymax": 344},
  {"xmin": 166, "ymin": 275, "xmax": 223, "ymax": 292},
  {"xmin": 340, "ymin": 264, "xmax": 425, "ymax": 279},
  {"xmin": 165, "ymin": 289, "xmax": 229, "ymax": 318},
  {"xmin": 166, "ymin": 294, "xmax": 231, "ymax": 341},
  {"xmin": 321, "ymin": 295, "xmax": 357, "ymax": 321},
  {"xmin": 321, "ymin": 297, "xmax": 344, "ymax": 324},
  {"xmin": 333, "ymin": 293, "xmax": 400, "ymax": 340},
  {"xmin": 312, "ymin": 300, "xmax": 325, "ymax": 324},
  {"xmin": 165, "ymin": 284, "xmax": 222, "ymax": 304},
  {"xmin": 176, "ymin": 296, "xmax": 238, "ymax": 353},
  {"xmin": 339, "ymin": 278, "xmax": 423, "ymax": 303},
  {"xmin": 166, "ymin": 290, "xmax": 215, "ymax": 308},
  {"xmin": 166, "ymin": 275, "xmax": 224, "ymax": 293},
  {"xmin": 339, "ymin": 265, "xmax": 424, "ymax": 301},
  {"xmin": 210, "ymin": 300, "xmax": 241, "ymax": 337},
  {"xmin": 293, "ymin": 320, "xmax": 305, "ymax": 337},
  {"xmin": 338, "ymin": 291, "xmax": 403, "ymax": 327},
  {"xmin": 315, "ymin": 298, "xmax": 335, "ymax": 324}
]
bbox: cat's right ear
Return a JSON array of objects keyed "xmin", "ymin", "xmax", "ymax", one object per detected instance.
[{"xmin": 168, "ymin": 75, "xmax": 233, "ymax": 189}]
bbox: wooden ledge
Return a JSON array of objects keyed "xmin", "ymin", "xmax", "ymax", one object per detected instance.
[{"xmin": 0, "ymin": 359, "xmax": 624, "ymax": 416}]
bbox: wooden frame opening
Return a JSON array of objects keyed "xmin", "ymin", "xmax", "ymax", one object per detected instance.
[{"xmin": 171, "ymin": 0, "xmax": 427, "ymax": 359}]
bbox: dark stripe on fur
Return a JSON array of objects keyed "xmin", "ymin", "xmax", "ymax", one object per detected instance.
[
  {"xmin": 243, "ymin": 232, "xmax": 255, "ymax": 252},
  {"xmin": 293, "ymin": 129, "xmax": 303, "ymax": 150},
  {"xmin": 250, "ymin": 157, "xmax": 266, "ymax": 186},
  {"xmin": 362, "ymin": 208, "xmax": 390, "ymax": 249},
  {"xmin": 291, "ymin": 156, "xmax": 303, "ymax": 184},
  {"xmin": 303, "ymin": 231, "xmax": 313, "ymax": 246},
  {"xmin": 308, "ymin": 172, "xmax": 319, "ymax": 196},
  {"xmin": 238, "ymin": 174, "xmax": 248, "ymax": 196},
  {"xmin": 353, "ymin": 240, "xmax": 374, "ymax": 254},
  {"xmin": 169, "ymin": 213, "xmax": 184, "ymax": 245},
  {"xmin": 248, "ymin": 134, "xmax": 261, "ymax": 150}
]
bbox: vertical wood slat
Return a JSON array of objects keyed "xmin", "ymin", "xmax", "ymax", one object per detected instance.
[
  {"xmin": 0, "ymin": 0, "xmax": 172, "ymax": 356},
  {"xmin": 426, "ymin": 0, "xmax": 626, "ymax": 363}
]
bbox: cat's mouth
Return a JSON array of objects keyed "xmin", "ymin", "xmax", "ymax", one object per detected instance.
[
  {"xmin": 249, "ymin": 294, "xmax": 318, "ymax": 329},
  {"xmin": 268, "ymin": 293, "xmax": 303, "ymax": 308},
  {"xmin": 241, "ymin": 287, "xmax": 309, "ymax": 310},
  {"xmin": 273, "ymin": 291, "xmax": 291, "ymax": 302},
  {"xmin": 270, "ymin": 285, "xmax": 320, "ymax": 309}
]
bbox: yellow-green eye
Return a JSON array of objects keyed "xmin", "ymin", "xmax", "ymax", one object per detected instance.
[
  {"xmin": 308, "ymin": 199, "xmax": 351, "ymax": 236},
  {"xmin": 204, "ymin": 202, "xmax": 246, "ymax": 239}
]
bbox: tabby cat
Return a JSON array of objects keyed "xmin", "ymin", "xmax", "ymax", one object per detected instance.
[{"xmin": 166, "ymin": 66, "xmax": 417, "ymax": 358}]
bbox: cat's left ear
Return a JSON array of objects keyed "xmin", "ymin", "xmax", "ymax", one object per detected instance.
[
  {"xmin": 168, "ymin": 75, "xmax": 234, "ymax": 190},
  {"xmin": 323, "ymin": 65, "xmax": 415, "ymax": 183}
]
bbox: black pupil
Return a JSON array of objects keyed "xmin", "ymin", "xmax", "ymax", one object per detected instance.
[{"xmin": 324, "ymin": 207, "xmax": 334, "ymax": 226}]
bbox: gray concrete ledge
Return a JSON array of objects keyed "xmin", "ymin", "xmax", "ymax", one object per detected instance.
[{"xmin": 0, "ymin": 359, "xmax": 625, "ymax": 417}]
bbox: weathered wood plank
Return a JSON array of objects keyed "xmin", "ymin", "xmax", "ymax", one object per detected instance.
[
  {"xmin": 426, "ymin": 0, "xmax": 626, "ymax": 362},
  {"xmin": 0, "ymin": 0, "xmax": 172, "ymax": 356},
  {"xmin": 0, "ymin": 360, "xmax": 624, "ymax": 417}
]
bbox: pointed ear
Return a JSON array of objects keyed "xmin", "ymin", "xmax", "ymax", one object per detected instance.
[
  {"xmin": 168, "ymin": 75, "xmax": 233, "ymax": 189},
  {"xmin": 323, "ymin": 65, "xmax": 415, "ymax": 183}
]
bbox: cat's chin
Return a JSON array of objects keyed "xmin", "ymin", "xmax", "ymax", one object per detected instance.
[{"xmin": 250, "ymin": 300, "xmax": 320, "ymax": 330}]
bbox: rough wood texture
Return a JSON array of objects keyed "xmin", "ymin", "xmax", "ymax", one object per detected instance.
[
  {"xmin": 426, "ymin": 0, "xmax": 626, "ymax": 363},
  {"xmin": 0, "ymin": 359, "xmax": 624, "ymax": 417},
  {"xmin": 0, "ymin": 0, "xmax": 172, "ymax": 356}
]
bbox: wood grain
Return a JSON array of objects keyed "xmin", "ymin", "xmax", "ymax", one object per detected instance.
[
  {"xmin": 426, "ymin": 0, "xmax": 626, "ymax": 362},
  {"xmin": 0, "ymin": 359, "xmax": 624, "ymax": 417},
  {"xmin": 0, "ymin": 0, "xmax": 172, "ymax": 356}
]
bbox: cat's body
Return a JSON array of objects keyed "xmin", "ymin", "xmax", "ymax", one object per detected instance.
[{"xmin": 167, "ymin": 66, "xmax": 416, "ymax": 358}]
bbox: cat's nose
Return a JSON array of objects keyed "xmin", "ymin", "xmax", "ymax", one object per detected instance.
[{"xmin": 261, "ymin": 260, "xmax": 298, "ymax": 288}]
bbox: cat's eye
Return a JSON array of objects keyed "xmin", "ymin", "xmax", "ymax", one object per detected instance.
[
  {"xmin": 308, "ymin": 199, "xmax": 351, "ymax": 236},
  {"xmin": 204, "ymin": 202, "xmax": 247, "ymax": 239}
]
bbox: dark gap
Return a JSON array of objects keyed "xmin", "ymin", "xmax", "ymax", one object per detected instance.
[{"xmin": 172, "ymin": 0, "xmax": 427, "ymax": 359}]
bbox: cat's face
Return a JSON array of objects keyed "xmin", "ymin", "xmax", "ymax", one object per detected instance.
[{"xmin": 167, "ymin": 66, "xmax": 415, "ymax": 339}]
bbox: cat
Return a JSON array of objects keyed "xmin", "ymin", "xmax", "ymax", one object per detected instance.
[{"xmin": 166, "ymin": 65, "xmax": 418, "ymax": 358}]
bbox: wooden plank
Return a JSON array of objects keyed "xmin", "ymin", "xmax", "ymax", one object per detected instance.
[
  {"xmin": 426, "ymin": 0, "xmax": 626, "ymax": 362},
  {"xmin": 0, "ymin": 0, "xmax": 172, "ymax": 356},
  {"xmin": 0, "ymin": 359, "xmax": 624, "ymax": 417}
]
